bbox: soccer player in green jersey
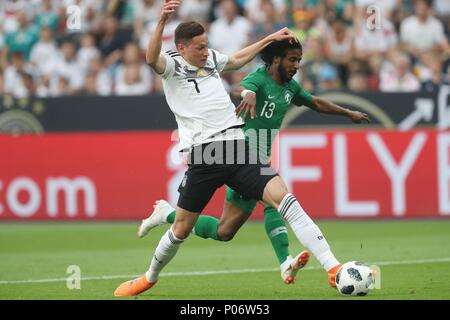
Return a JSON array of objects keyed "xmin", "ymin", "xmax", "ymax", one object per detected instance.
[{"xmin": 138, "ymin": 39, "xmax": 369, "ymax": 286}]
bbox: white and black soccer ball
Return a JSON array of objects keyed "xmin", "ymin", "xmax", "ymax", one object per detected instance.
[{"xmin": 336, "ymin": 261, "xmax": 373, "ymax": 296}]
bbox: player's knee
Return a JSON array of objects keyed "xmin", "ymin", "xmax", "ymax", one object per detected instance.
[
  {"xmin": 171, "ymin": 224, "xmax": 191, "ymax": 240},
  {"xmin": 217, "ymin": 229, "xmax": 236, "ymax": 241},
  {"xmin": 263, "ymin": 177, "xmax": 289, "ymax": 208}
]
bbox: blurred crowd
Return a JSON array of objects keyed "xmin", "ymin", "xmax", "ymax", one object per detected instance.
[{"xmin": 0, "ymin": 0, "xmax": 450, "ymax": 99}]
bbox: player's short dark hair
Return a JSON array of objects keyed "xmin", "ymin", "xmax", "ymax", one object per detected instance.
[
  {"xmin": 174, "ymin": 21, "xmax": 206, "ymax": 45},
  {"xmin": 260, "ymin": 39, "xmax": 303, "ymax": 66}
]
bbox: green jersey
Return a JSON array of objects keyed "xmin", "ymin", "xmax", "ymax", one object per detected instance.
[{"xmin": 240, "ymin": 66, "xmax": 313, "ymax": 158}]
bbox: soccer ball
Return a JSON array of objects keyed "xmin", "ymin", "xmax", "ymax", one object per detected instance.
[{"xmin": 335, "ymin": 261, "xmax": 373, "ymax": 296}]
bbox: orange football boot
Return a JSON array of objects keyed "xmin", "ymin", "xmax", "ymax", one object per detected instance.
[
  {"xmin": 327, "ymin": 263, "xmax": 342, "ymax": 288},
  {"xmin": 114, "ymin": 275, "xmax": 156, "ymax": 296}
]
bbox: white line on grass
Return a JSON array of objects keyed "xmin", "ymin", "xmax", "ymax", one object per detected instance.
[{"xmin": 1, "ymin": 257, "xmax": 450, "ymax": 285}]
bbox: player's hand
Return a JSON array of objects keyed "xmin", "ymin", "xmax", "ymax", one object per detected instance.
[
  {"xmin": 349, "ymin": 110, "xmax": 370, "ymax": 124},
  {"xmin": 160, "ymin": 0, "xmax": 180, "ymax": 22},
  {"xmin": 235, "ymin": 91, "xmax": 257, "ymax": 120},
  {"xmin": 268, "ymin": 27, "xmax": 299, "ymax": 45}
]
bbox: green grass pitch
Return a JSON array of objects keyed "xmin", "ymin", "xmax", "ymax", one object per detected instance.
[{"xmin": 1, "ymin": 220, "xmax": 450, "ymax": 300}]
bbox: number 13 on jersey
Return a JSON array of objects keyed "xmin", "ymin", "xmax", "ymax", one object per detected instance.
[{"xmin": 261, "ymin": 101, "xmax": 275, "ymax": 118}]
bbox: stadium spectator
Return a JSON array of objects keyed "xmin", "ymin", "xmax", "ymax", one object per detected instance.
[
  {"xmin": 35, "ymin": 0, "xmax": 59, "ymax": 32},
  {"xmin": 209, "ymin": 0, "xmax": 251, "ymax": 55},
  {"xmin": 367, "ymin": 54, "xmax": 383, "ymax": 91},
  {"xmin": 21, "ymin": 71, "xmax": 36, "ymax": 96},
  {"xmin": 0, "ymin": 0, "xmax": 27, "ymax": 34},
  {"xmin": 178, "ymin": 0, "xmax": 212, "ymax": 24},
  {"xmin": 133, "ymin": 0, "xmax": 163, "ymax": 39},
  {"xmin": 139, "ymin": 12, "xmax": 180, "ymax": 53},
  {"xmin": 291, "ymin": 9, "xmax": 314, "ymax": 45},
  {"xmin": 115, "ymin": 63, "xmax": 151, "ymax": 95},
  {"xmin": 48, "ymin": 40, "xmax": 84, "ymax": 96},
  {"xmin": 380, "ymin": 51, "xmax": 420, "ymax": 92},
  {"xmin": 29, "ymin": 26, "xmax": 58, "ymax": 77},
  {"xmin": 0, "ymin": 31, "xmax": 5, "ymax": 66},
  {"xmin": 85, "ymin": 55, "xmax": 113, "ymax": 96},
  {"xmin": 115, "ymin": 42, "xmax": 153, "ymax": 95},
  {"xmin": 293, "ymin": 7, "xmax": 329, "ymax": 42},
  {"xmin": 354, "ymin": 0, "xmax": 398, "ymax": 20},
  {"xmin": 325, "ymin": 17, "xmax": 353, "ymax": 84},
  {"xmin": 434, "ymin": 0, "xmax": 450, "ymax": 20},
  {"xmin": 107, "ymin": 0, "xmax": 135, "ymax": 27},
  {"xmin": 79, "ymin": 70, "xmax": 99, "ymax": 95},
  {"xmin": 77, "ymin": 32, "xmax": 100, "ymax": 73},
  {"xmin": 347, "ymin": 71, "xmax": 369, "ymax": 93},
  {"xmin": 318, "ymin": 0, "xmax": 354, "ymax": 24},
  {"xmin": 57, "ymin": 0, "xmax": 106, "ymax": 34},
  {"xmin": 300, "ymin": 36, "xmax": 330, "ymax": 89},
  {"xmin": 51, "ymin": 75, "xmax": 72, "ymax": 96},
  {"xmin": 415, "ymin": 51, "xmax": 446, "ymax": 92},
  {"xmin": 316, "ymin": 63, "xmax": 340, "ymax": 92},
  {"xmin": 400, "ymin": 0, "xmax": 450, "ymax": 58},
  {"xmin": 4, "ymin": 10, "xmax": 39, "ymax": 60},
  {"xmin": 250, "ymin": 0, "xmax": 287, "ymax": 43},
  {"xmin": 245, "ymin": 0, "xmax": 287, "ymax": 25},
  {"xmin": 354, "ymin": 7, "xmax": 398, "ymax": 61},
  {"xmin": 1, "ymin": 0, "xmax": 449, "ymax": 97},
  {"xmin": 98, "ymin": 15, "xmax": 132, "ymax": 67},
  {"xmin": 3, "ymin": 52, "xmax": 33, "ymax": 98},
  {"xmin": 291, "ymin": 9, "xmax": 328, "ymax": 66},
  {"xmin": 0, "ymin": 72, "xmax": 4, "ymax": 95}
]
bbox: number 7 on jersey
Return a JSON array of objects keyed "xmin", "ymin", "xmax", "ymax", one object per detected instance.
[{"xmin": 187, "ymin": 79, "xmax": 200, "ymax": 93}]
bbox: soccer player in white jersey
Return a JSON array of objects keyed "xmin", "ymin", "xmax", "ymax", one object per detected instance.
[{"xmin": 114, "ymin": 0, "xmax": 342, "ymax": 296}]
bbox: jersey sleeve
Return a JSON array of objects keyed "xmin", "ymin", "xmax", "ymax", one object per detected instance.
[
  {"xmin": 240, "ymin": 70, "xmax": 264, "ymax": 92},
  {"xmin": 292, "ymin": 82, "xmax": 313, "ymax": 106},
  {"xmin": 210, "ymin": 48, "xmax": 229, "ymax": 72},
  {"xmin": 160, "ymin": 51, "xmax": 176, "ymax": 79}
]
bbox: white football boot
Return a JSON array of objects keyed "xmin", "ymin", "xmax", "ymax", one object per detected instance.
[
  {"xmin": 280, "ymin": 251, "xmax": 310, "ymax": 284},
  {"xmin": 137, "ymin": 200, "xmax": 174, "ymax": 238}
]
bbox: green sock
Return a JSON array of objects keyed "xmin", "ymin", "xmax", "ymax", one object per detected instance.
[
  {"xmin": 166, "ymin": 210, "xmax": 219, "ymax": 240},
  {"xmin": 264, "ymin": 206, "xmax": 290, "ymax": 265},
  {"xmin": 167, "ymin": 210, "xmax": 176, "ymax": 224}
]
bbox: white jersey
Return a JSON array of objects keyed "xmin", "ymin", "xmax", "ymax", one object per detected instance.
[{"xmin": 160, "ymin": 48, "xmax": 244, "ymax": 151}]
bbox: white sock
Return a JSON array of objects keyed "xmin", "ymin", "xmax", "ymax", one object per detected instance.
[
  {"xmin": 278, "ymin": 193, "xmax": 340, "ymax": 271},
  {"xmin": 145, "ymin": 226, "xmax": 185, "ymax": 282}
]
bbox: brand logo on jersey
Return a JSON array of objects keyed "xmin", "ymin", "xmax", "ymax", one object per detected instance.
[
  {"xmin": 268, "ymin": 95, "xmax": 275, "ymax": 99},
  {"xmin": 197, "ymin": 68, "xmax": 208, "ymax": 77},
  {"xmin": 285, "ymin": 92, "xmax": 292, "ymax": 104}
]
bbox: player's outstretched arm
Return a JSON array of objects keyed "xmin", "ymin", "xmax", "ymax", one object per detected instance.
[
  {"xmin": 235, "ymin": 87, "xmax": 257, "ymax": 120},
  {"xmin": 223, "ymin": 28, "xmax": 298, "ymax": 72},
  {"xmin": 146, "ymin": 0, "xmax": 180, "ymax": 74},
  {"xmin": 306, "ymin": 96, "xmax": 370, "ymax": 124}
]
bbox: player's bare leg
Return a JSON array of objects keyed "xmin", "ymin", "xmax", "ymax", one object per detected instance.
[
  {"xmin": 215, "ymin": 200, "xmax": 310, "ymax": 285},
  {"xmin": 114, "ymin": 207, "xmax": 198, "ymax": 296},
  {"xmin": 138, "ymin": 199, "xmax": 248, "ymax": 240},
  {"xmin": 215, "ymin": 200, "xmax": 250, "ymax": 241},
  {"xmin": 262, "ymin": 176, "xmax": 341, "ymax": 288},
  {"xmin": 138, "ymin": 197, "xmax": 310, "ymax": 284}
]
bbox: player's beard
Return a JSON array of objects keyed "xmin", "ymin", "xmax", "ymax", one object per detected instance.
[{"xmin": 278, "ymin": 64, "xmax": 291, "ymax": 83}]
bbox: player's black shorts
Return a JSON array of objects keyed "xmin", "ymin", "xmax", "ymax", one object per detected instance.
[{"xmin": 177, "ymin": 139, "xmax": 278, "ymax": 213}]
